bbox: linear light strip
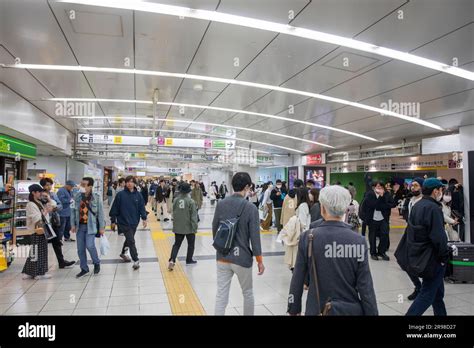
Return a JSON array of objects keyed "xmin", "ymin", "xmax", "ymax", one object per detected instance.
[
  {"xmin": 71, "ymin": 115, "xmax": 334, "ymax": 148},
  {"xmin": 79, "ymin": 127, "xmax": 305, "ymax": 153},
  {"xmin": 48, "ymin": 97, "xmax": 378, "ymax": 141},
  {"xmin": 2, "ymin": 64, "xmax": 445, "ymax": 131},
  {"xmin": 57, "ymin": 0, "xmax": 474, "ymax": 81}
]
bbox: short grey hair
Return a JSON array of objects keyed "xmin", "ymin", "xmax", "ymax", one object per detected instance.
[{"xmin": 319, "ymin": 185, "xmax": 352, "ymax": 217}]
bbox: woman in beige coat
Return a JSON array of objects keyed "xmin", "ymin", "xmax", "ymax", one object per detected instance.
[
  {"xmin": 280, "ymin": 189, "xmax": 297, "ymax": 228},
  {"xmin": 279, "ymin": 215, "xmax": 304, "ymax": 271}
]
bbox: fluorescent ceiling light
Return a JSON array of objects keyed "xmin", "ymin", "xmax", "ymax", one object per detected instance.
[
  {"xmin": 2, "ymin": 64, "xmax": 445, "ymax": 131},
  {"xmin": 47, "ymin": 97, "xmax": 378, "ymax": 141},
  {"xmin": 70, "ymin": 115, "xmax": 334, "ymax": 148},
  {"xmin": 79, "ymin": 127, "xmax": 305, "ymax": 153},
  {"xmin": 56, "ymin": 0, "xmax": 474, "ymax": 81}
]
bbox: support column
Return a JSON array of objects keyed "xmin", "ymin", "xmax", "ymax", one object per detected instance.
[{"xmin": 459, "ymin": 125, "xmax": 474, "ymax": 243}]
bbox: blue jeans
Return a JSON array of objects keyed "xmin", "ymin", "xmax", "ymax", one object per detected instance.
[
  {"xmin": 406, "ymin": 263, "xmax": 447, "ymax": 316},
  {"xmin": 60, "ymin": 216, "xmax": 71, "ymax": 240},
  {"xmin": 77, "ymin": 224, "xmax": 100, "ymax": 272}
]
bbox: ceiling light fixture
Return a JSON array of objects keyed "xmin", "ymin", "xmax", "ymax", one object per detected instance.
[
  {"xmin": 1, "ymin": 64, "xmax": 444, "ymax": 131},
  {"xmin": 48, "ymin": 97, "xmax": 379, "ymax": 141},
  {"xmin": 56, "ymin": 0, "xmax": 474, "ymax": 81},
  {"xmin": 78, "ymin": 127, "xmax": 305, "ymax": 153}
]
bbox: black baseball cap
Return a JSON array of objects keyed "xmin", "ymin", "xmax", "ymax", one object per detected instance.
[{"xmin": 28, "ymin": 184, "xmax": 44, "ymax": 193}]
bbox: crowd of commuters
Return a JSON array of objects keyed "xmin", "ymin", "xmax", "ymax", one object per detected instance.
[{"xmin": 19, "ymin": 170, "xmax": 464, "ymax": 316}]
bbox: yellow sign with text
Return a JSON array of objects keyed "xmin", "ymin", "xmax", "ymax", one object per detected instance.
[
  {"xmin": 114, "ymin": 136, "xmax": 123, "ymax": 144},
  {"xmin": 165, "ymin": 138, "xmax": 173, "ymax": 146}
]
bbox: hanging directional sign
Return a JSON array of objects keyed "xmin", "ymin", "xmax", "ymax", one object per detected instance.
[{"xmin": 78, "ymin": 134, "xmax": 235, "ymax": 149}]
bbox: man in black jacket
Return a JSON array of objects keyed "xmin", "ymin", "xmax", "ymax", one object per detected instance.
[
  {"xmin": 270, "ymin": 179, "xmax": 286, "ymax": 232},
  {"xmin": 363, "ymin": 181, "xmax": 394, "ymax": 261},
  {"xmin": 406, "ymin": 178, "xmax": 449, "ymax": 316},
  {"xmin": 110, "ymin": 176, "xmax": 147, "ymax": 270},
  {"xmin": 155, "ymin": 179, "xmax": 170, "ymax": 222}
]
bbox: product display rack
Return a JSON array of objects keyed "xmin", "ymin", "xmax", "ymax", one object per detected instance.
[{"xmin": 0, "ymin": 186, "xmax": 15, "ymax": 271}]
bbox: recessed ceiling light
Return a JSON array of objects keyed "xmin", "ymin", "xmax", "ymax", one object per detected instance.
[{"xmin": 193, "ymin": 83, "xmax": 203, "ymax": 91}]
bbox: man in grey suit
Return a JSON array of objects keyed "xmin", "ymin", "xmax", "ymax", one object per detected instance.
[{"xmin": 288, "ymin": 185, "xmax": 378, "ymax": 316}]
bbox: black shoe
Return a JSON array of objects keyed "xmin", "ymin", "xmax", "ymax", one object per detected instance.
[
  {"xmin": 186, "ymin": 260, "xmax": 197, "ymax": 265},
  {"xmin": 370, "ymin": 255, "xmax": 379, "ymax": 261},
  {"xmin": 408, "ymin": 289, "xmax": 420, "ymax": 301},
  {"xmin": 380, "ymin": 253, "xmax": 390, "ymax": 261},
  {"xmin": 76, "ymin": 270, "xmax": 89, "ymax": 278},
  {"xmin": 59, "ymin": 260, "xmax": 75, "ymax": 269},
  {"xmin": 157, "ymin": 218, "xmax": 161, "ymax": 221},
  {"xmin": 93, "ymin": 264, "xmax": 100, "ymax": 274},
  {"xmin": 164, "ymin": 218, "xmax": 169, "ymax": 222}
]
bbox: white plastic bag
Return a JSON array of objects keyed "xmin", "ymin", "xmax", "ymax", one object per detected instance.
[{"xmin": 99, "ymin": 234, "xmax": 110, "ymax": 256}]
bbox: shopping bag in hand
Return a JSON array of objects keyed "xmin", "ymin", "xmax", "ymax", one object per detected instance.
[{"xmin": 99, "ymin": 234, "xmax": 110, "ymax": 256}]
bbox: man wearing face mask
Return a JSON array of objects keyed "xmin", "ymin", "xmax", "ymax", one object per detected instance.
[
  {"xmin": 364, "ymin": 181, "xmax": 394, "ymax": 261},
  {"xmin": 405, "ymin": 178, "xmax": 449, "ymax": 316},
  {"xmin": 270, "ymin": 179, "xmax": 286, "ymax": 233},
  {"xmin": 401, "ymin": 177, "xmax": 424, "ymax": 301}
]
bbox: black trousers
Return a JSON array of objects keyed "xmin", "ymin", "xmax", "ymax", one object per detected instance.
[
  {"xmin": 120, "ymin": 224, "xmax": 139, "ymax": 262},
  {"xmin": 169, "ymin": 234, "xmax": 195, "ymax": 263},
  {"xmin": 49, "ymin": 227, "xmax": 66, "ymax": 266},
  {"xmin": 361, "ymin": 221, "xmax": 367, "ymax": 237},
  {"xmin": 368, "ymin": 220, "xmax": 389, "ymax": 256}
]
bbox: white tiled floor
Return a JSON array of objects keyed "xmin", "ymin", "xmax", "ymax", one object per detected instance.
[{"xmin": 1, "ymin": 200, "xmax": 473, "ymax": 316}]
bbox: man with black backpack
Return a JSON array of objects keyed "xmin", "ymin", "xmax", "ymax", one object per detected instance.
[{"xmin": 212, "ymin": 172, "xmax": 265, "ymax": 315}]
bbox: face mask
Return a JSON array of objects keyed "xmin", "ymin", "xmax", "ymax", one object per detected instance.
[
  {"xmin": 276, "ymin": 185, "xmax": 282, "ymax": 189},
  {"xmin": 40, "ymin": 197, "xmax": 49, "ymax": 204},
  {"xmin": 412, "ymin": 190, "xmax": 421, "ymax": 197},
  {"xmin": 443, "ymin": 195, "xmax": 451, "ymax": 203},
  {"xmin": 79, "ymin": 187, "xmax": 86, "ymax": 194},
  {"xmin": 436, "ymin": 191, "xmax": 443, "ymax": 201}
]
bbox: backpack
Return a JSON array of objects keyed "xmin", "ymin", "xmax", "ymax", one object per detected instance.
[
  {"xmin": 346, "ymin": 201, "xmax": 360, "ymax": 230},
  {"xmin": 213, "ymin": 200, "xmax": 247, "ymax": 256}
]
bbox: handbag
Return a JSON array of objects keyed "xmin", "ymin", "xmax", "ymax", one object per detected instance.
[
  {"xmin": 40, "ymin": 214, "xmax": 57, "ymax": 240},
  {"xmin": 50, "ymin": 211, "xmax": 61, "ymax": 229},
  {"xmin": 394, "ymin": 218, "xmax": 436, "ymax": 279}
]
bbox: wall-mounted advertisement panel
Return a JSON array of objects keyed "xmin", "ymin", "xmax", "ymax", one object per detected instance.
[
  {"xmin": 287, "ymin": 166, "xmax": 298, "ymax": 189},
  {"xmin": 302, "ymin": 153, "xmax": 326, "ymax": 165},
  {"xmin": 304, "ymin": 166, "xmax": 326, "ymax": 189}
]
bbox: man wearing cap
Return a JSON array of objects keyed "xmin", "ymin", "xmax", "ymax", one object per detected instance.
[
  {"xmin": 57, "ymin": 180, "xmax": 76, "ymax": 242},
  {"xmin": 405, "ymin": 178, "xmax": 449, "ymax": 316},
  {"xmin": 168, "ymin": 182, "xmax": 198, "ymax": 270}
]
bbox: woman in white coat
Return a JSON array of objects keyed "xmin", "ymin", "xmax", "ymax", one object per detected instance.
[
  {"xmin": 295, "ymin": 187, "xmax": 311, "ymax": 230},
  {"xmin": 441, "ymin": 189, "xmax": 460, "ymax": 241},
  {"xmin": 209, "ymin": 181, "xmax": 218, "ymax": 205}
]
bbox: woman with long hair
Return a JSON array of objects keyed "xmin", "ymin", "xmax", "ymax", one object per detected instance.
[
  {"xmin": 260, "ymin": 182, "xmax": 273, "ymax": 230},
  {"xmin": 296, "ymin": 187, "xmax": 311, "ymax": 230},
  {"xmin": 22, "ymin": 184, "xmax": 52, "ymax": 280},
  {"xmin": 308, "ymin": 188, "xmax": 322, "ymax": 223}
]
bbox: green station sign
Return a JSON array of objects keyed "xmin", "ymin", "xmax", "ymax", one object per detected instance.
[
  {"xmin": 212, "ymin": 140, "xmax": 226, "ymax": 149},
  {"xmin": 0, "ymin": 134, "xmax": 37, "ymax": 160}
]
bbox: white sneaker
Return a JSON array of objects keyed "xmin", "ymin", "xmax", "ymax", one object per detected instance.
[
  {"xmin": 34, "ymin": 273, "xmax": 52, "ymax": 280},
  {"xmin": 22, "ymin": 274, "xmax": 34, "ymax": 280},
  {"xmin": 132, "ymin": 261, "xmax": 140, "ymax": 270},
  {"xmin": 168, "ymin": 261, "xmax": 175, "ymax": 271}
]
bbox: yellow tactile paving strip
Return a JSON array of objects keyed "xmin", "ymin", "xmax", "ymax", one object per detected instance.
[{"xmin": 148, "ymin": 213, "xmax": 206, "ymax": 316}]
